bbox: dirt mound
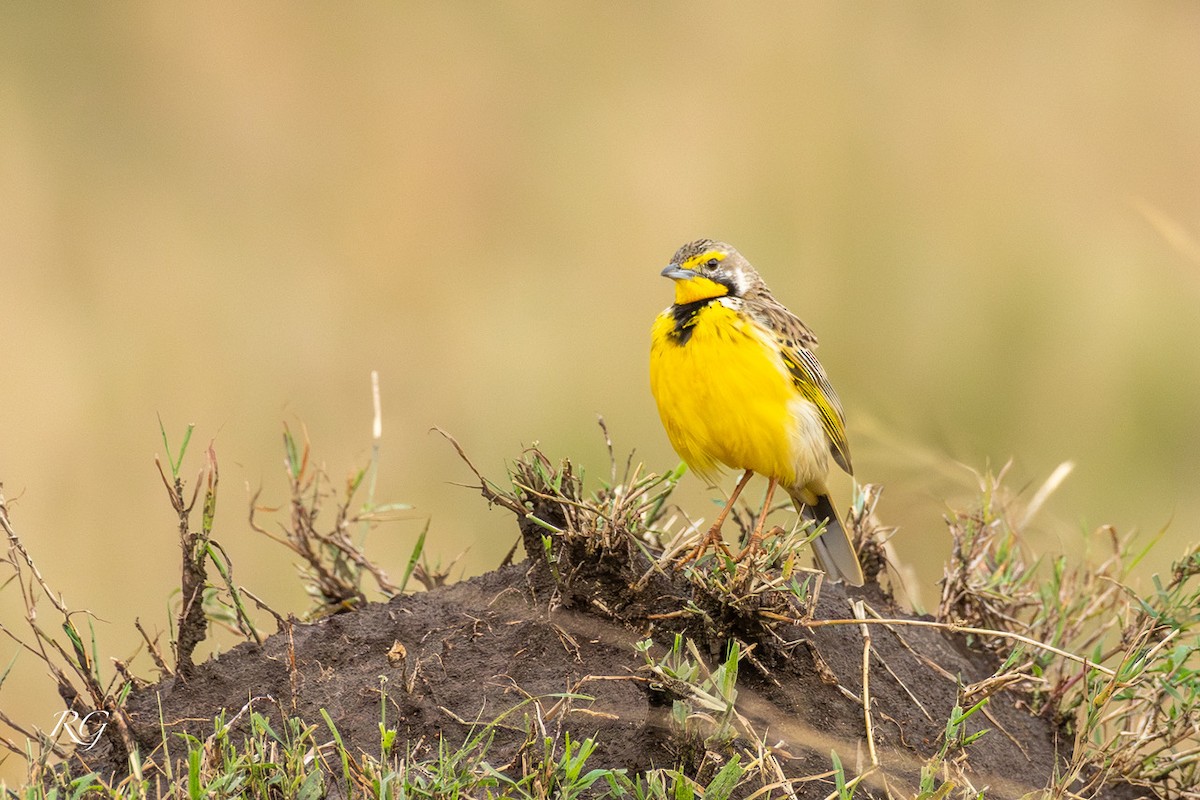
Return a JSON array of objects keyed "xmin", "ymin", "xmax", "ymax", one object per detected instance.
[
  {"xmin": 74, "ymin": 454, "xmax": 1150, "ymax": 798},
  {"xmin": 81, "ymin": 566, "xmax": 1056, "ymax": 797}
]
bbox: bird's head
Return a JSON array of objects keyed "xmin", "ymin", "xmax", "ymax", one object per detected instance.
[{"xmin": 660, "ymin": 239, "xmax": 761, "ymax": 305}]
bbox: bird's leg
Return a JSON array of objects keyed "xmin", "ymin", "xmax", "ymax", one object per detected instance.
[
  {"xmin": 734, "ymin": 477, "xmax": 777, "ymax": 563},
  {"xmin": 677, "ymin": 470, "xmax": 754, "ymax": 568}
]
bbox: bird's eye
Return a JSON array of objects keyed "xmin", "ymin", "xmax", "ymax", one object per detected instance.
[{"xmin": 705, "ymin": 258, "xmax": 719, "ymax": 268}]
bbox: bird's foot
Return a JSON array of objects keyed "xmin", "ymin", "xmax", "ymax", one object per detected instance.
[
  {"xmin": 733, "ymin": 524, "xmax": 784, "ymax": 564},
  {"xmin": 675, "ymin": 524, "xmax": 735, "ymax": 569}
]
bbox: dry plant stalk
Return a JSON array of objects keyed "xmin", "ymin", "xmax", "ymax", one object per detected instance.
[
  {"xmin": 158, "ymin": 439, "xmax": 261, "ymax": 674},
  {"xmin": 156, "ymin": 443, "xmax": 216, "ymax": 678},
  {"xmin": 0, "ymin": 485, "xmax": 138, "ymax": 767},
  {"xmin": 249, "ymin": 424, "xmax": 398, "ymax": 617}
]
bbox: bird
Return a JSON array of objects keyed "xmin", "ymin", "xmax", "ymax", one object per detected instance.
[{"xmin": 649, "ymin": 239, "xmax": 865, "ymax": 586}]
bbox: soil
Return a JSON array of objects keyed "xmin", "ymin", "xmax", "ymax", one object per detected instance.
[{"xmin": 76, "ymin": 481, "xmax": 1156, "ymax": 799}]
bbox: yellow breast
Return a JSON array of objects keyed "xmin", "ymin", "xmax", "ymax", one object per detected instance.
[{"xmin": 650, "ymin": 301, "xmax": 816, "ymax": 486}]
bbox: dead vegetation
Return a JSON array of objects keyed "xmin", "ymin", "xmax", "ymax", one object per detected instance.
[{"xmin": 0, "ymin": 416, "xmax": 1195, "ymax": 798}]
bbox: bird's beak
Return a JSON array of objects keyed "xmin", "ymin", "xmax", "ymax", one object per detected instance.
[{"xmin": 660, "ymin": 264, "xmax": 693, "ymax": 280}]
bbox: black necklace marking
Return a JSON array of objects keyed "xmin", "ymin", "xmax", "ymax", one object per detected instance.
[
  {"xmin": 667, "ymin": 298, "xmax": 716, "ymax": 345},
  {"xmin": 665, "ymin": 271, "xmax": 739, "ymax": 345}
]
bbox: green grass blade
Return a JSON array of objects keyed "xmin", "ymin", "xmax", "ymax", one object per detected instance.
[{"xmin": 398, "ymin": 519, "xmax": 430, "ymax": 594}]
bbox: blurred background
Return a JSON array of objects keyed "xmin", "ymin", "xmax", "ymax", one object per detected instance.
[{"xmin": 2, "ymin": 4, "xmax": 1199, "ymax": 783}]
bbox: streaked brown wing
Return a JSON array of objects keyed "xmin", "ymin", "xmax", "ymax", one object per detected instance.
[{"xmin": 752, "ymin": 298, "xmax": 853, "ymax": 475}]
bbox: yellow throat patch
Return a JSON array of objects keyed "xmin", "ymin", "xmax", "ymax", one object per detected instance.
[{"xmin": 672, "ymin": 275, "xmax": 729, "ymax": 305}]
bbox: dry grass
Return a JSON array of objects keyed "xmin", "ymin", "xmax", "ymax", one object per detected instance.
[
  {"xmin": 0, "ymin": 484, "xmax": 140, "ymax": 787},
  {"xmin": 936, "ymin": 462, "xmax": 1200, "ymax": 797},
  {"xmin": 454, "ymin": 428, "xmax": 1199, "ymax": 798},
  {"xmin": 0, "ymin": 419, "xmax": 1196, "ymax": 797}
]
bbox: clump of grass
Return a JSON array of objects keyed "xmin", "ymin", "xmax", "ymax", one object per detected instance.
[
  {"xmin": 914, "ymin": 699, "xmax": 991, "ymax": 799},
  {"xmin": 145, "ymin": 695, "xmax": 758, "ymax": 799},
  {"xmin": 440, "ymin": 419, "xmax": 833, "ymax": 624},
  {"xmin": 935, "ymin": 462, "xmax": 1200, "ymax": 797},
  {"xmin": 170, "ymin": 699, "xmax": 326, "ymax": 799},
  {"xmin": 248, "ymin": 422, "xmax": 422, "ymax": 618},
  {"xmin": 1055, "ymin": 546, "xmax": 1200, "ymax": 797},
  {"xmin": 436, "ymin": 421, "xmax": 694, "ymax": 611},
  {"xmin": 638, "ymin": 634, "xmax": 743, "ymax": 767},
  {"xmin": 155, "ymin": 420, "xmax": 261, "ymax": 678},
  {"xmin": 0, "ymin": 486, "xmax": 141, "ymax": 785},
  {"xmin": 0, "ymin": 387, "xmax": 424, "ymax": 794}
]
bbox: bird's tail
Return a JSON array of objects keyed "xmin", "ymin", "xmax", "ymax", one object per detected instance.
[{"xmin": 790, "ymin": 487, "xmax": 865, "ymax": 586}]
